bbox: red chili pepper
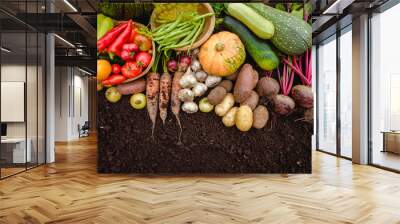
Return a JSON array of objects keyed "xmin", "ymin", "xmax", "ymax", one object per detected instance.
[
  {"xmin": 108, "ymin": 20, "xmax": 132, "ymax": 55},
  {"xmin": 97, "ymin": 23, "xmax": 128, "ymax": 52},
  {"xmin": 102, "ymin": 74, "xmax": 126, "ymax": 86}
]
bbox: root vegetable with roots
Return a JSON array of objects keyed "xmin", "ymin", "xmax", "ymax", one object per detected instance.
[
  {"xmin": 282, "ymin": 48, "xmax": 313, "ymax": 109},
  {"xmin": 273, "ymin": 60, "xmax": 296, "ymax": 115}
]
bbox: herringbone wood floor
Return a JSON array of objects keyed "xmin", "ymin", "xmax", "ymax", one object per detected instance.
[{"xmin": 1, "ymin": 135, "xmax": 400, "ymax": 224}]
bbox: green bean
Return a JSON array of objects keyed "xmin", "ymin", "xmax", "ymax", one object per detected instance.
[
  {"xmin": 153, "ymin": 22, "xmax": 192, "ymax": 39},
  {"xmin": 154, "ymin": 25, "xmax": 193, "ymax": 41},
  {"xmin": 158, "ymin": 32, "xmax": 188, "ymax": 45},
  {"xmin": 193, "ymin": 12, "xmax": 214, "ymax": 21},
  {"xmin": 188, "ymin": 18, "xmax": 205, "ymax": 50},
  {"xmin": 153, "ymin": 16, "xmax": 182, "ymax": 37},
  {"xmin": 179, "ymin": 21, "xmax": 200, "ymax": 44}
]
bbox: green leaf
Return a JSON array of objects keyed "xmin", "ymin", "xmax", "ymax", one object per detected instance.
[
  {"xmin": 304, "ymin": 2, "xmax": 313, "ymax": 16},
  {"xmin": 291, "ymin": 3, "xmax": 303, "ymax": 11},
  {"xmin": 275, "ymin": 3, "xmax": 286, "ymax": 11},
  {"xmin": 291, "ymin": 8, "xmax": 304, "ymax": 20}
]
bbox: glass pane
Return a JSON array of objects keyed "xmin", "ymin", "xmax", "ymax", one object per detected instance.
[
  {"xmin": 371, "ymin": 4, "xmax": 400, "ymax": 171},
  {"xmin": 27, "ymin": 31, "xmax": 38, "ymax": 169},
  {"xmin": 26, "ymin": 0, "xmax": 40, "ymax": 169},
  {"xmin": 340, "ymin": 28, "xmax": 352, "ymax": 158},
  {"xmin": 1, "ymin": 30, "xmax": 27, "ymax": 177},
  {"xmin": 38, "ymin": 32, "xmax": 45, "ymax": 165},
  {"xmin": 317, "ymin": 36, "xmax": 337, "ymax": 154}
]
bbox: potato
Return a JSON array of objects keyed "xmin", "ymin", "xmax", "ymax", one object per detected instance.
[
  {"xmin": 256, "ymin": 76, "xmax": 280, "ymax": 97},
  {"xmin": 240, "ymin": 91, "xmax": 259, "ymax": 110},
  {"xmin": 252, "ymin": 105, "xmax": 269, "ymax": 129},
  {"xmin": 218, "ymin": 80, "xmax": 233, "ymax": 92},
  {"xmin": 207, "ymin": 86, "xmax": 227, "ymax": 105},
  {"xmin": 235, "ymin": 105, "xmax": 253, "ymax": 132},
  {"xmin": 222, "ymin": 107, "xmax": 238, "ymax": 127},
  {"xmin": 233, "ymin": 64, "xmax": 259, "ymax": 103},
  {"xmin": 226, "ymin": 70, "xmax": 239, "ymax": 81},
  {"xmin": 215, "ymin": 93, "xmax": 235, "ymax": 117}
]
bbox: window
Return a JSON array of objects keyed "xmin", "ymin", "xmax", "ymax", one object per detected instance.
[
  {"xmin": 317, "ymin": 35, "xmax": 337, "ymax": 154},
  {"xmin": 339, "ymin": 27, "xmax": 352, "ymax": 158},
  {"xmin": 370, "ymin": 3, "xmax": 400, "ymax": 171}
]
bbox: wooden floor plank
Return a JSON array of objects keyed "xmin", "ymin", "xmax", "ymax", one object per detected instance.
[{"xmin": 0, "ymin": 135, "xmax": 399, "ymax": 224}]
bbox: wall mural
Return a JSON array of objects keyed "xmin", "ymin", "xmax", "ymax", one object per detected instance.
[{"xmin": 96, "ymin": 2, "xmax": 313, "ymax": 173}]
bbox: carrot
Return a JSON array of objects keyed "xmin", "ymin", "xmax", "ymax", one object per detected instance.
[
  {"xmin": 146, "ymin": 72, "xmax": 160, "ymax": 137},
  {"xmin": 171, "ymin": 71, "xmax": 184, "ymax": 142},
  {"xmin": 159, "ymin": 72, "xmax": 171, "ymax": 124}
]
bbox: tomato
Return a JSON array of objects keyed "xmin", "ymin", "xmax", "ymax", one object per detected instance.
[
  {"xmin": 122, "ymin": 43, "xmax": 139, "ymax": 52},
  {"xmin": 121, "ymin": 61, "xmax": 143, "ymax": 79},
  {"xmin": 120, "ymin": 50, "xmax": 135, "ymax": 61},
  {"xmin": 129, "ymin": 27, "xmax": 138, "ymax": 43},
  {"xmin": 135, "ymin": 52, "xmax": 152, "ymax": 68},
  {"xmin": 111, "ymin": 64, "xmax": 121, "ymax": 74},
  {"xmin": 134, "ymin": 34, "xmax": 152, "ymax": 51}
]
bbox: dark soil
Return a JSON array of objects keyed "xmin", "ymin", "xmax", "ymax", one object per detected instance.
[{"xmin": 97, "ymin": 93, "xmax": 312, "ymax": 174}]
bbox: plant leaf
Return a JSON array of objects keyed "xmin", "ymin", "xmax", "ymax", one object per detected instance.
[{"xmin": 275, "ymin": 3, "xmax": 286, "ymax": 11}]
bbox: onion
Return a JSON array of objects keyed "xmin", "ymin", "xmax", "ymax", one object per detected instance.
[
  {"xmin": 167, "ymin": 60, "xmax": 178, "ymax": 72},
  {"xmin": 179, "ymin": 56, "xmax": 191, "ymax": 71}
]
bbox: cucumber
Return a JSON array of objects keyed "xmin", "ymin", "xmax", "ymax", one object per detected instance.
[
  {"xmin": 225, "ymin": 3, "xmax": 274, "ymax": 40},
  {"xmin": 223, "ymin": 16, "xmax": 279, "ymax": 71},
  {"xmin": 247, "ymin": 3, "xmax": 311, "ymax": 55}
]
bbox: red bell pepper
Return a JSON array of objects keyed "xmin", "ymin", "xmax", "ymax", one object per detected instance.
[
  {"xmin": 108, "ymin": 20, "xmax": 132, "ymax": 56},
  {"xmin": 97, "ymin": 23, "xmax": 128, "ymax": 52},
  {"xmin": 102, "ymin": 74, "xmax": 126, "ymax": 86}
]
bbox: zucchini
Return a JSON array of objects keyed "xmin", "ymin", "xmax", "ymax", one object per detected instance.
[
  {"xmin": 225, "ymin": 3, "xmax": 274, "ymax": 40},
  {"xmin": 247, "ymin": 3, "xmax": 311, "ymax": 55},
  {"xmin": 223, "ymin": 16, "xmax": 279, "ymax": 71}
]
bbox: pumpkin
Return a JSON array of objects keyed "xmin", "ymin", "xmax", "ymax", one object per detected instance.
[{"xmin": 199, "ymin": 31, "xmax": 246, "ymax": 77}]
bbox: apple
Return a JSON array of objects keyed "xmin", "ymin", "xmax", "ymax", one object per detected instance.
[
  {"xmin": 105, "ymin": 87, "xmax": 122, "ymax": 103},
  {"xmin": 130, "ymin": 93, "xmax": 146, "ymax": 109}
]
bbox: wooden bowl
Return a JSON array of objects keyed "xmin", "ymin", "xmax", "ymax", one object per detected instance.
[
  {"xmin": 150, "ymin": 3, "xmax": 215, "ymax": 51},
  {"xmin": 123, "ymin": 23, "xmax": 156, "ymax": 83}
]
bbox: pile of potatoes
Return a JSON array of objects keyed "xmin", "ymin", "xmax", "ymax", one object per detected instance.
[{"xmin": 206, "ymin": 64, "xmax": 270, "ymax": 132}]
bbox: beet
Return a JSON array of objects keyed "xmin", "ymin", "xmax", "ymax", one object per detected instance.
[
  {"xmin": 291, "ymin": 85, "xmax": 313, "ymax": 109},
  {"xmin": 303, "ymin": 108, "xmax": 313, "ymax": 124},
  {"xmin": 256, "ymin": 77, "xmax": 280, "ymax": 97},
  {"xmin": 272, "ymin": 94, "xmax": 295, "ymax": 115}
]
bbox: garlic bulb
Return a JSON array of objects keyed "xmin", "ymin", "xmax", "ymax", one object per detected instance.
[
  {"xmin": 182, "ymin": 101, "xmax": 198, "ymax": 113},
  {"xmin": 179, "ymin": 67, "xmax": 197, "ymax": 88},
  {"xmin": 195, "ymin": 70, "xmax": 208, "ymax": 82},
  {"xmin": 205, "ymin": 75, "xmax": 222, "ymax": 88},
  {"xmin": 191, "ymin": 59, "xmax": 201, "ymax": 72},
  {"xmin": 178, "ymin": 89, "xmax": 194, "ymax": 102},
  {"xmin": 192, "ymin": 83, "xmax": 208, "ymax": 97}
]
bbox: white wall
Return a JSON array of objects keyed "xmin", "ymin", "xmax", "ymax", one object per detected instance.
[{"xmin": 54, "ymin": 66, "xmax": 89, "ymax": 141}]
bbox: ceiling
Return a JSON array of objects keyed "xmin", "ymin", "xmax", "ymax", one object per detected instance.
[
  {"xmin": 312, "ymin": 0, "xmax": 392, "ymax": 43},
  {"xmin": 0, "ymin": 0, "xmax": 96, "ymax": 73}
]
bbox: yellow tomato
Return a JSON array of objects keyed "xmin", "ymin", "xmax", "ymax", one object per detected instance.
[{"xmin": 97, "ymin": 59, "xmax": 112, "ymax": 81}]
